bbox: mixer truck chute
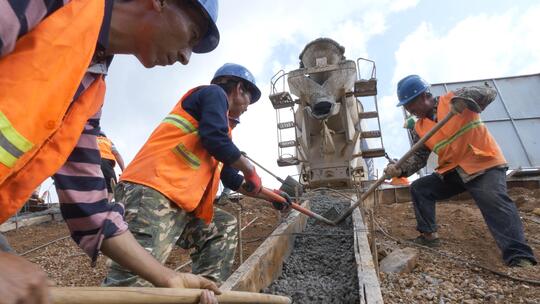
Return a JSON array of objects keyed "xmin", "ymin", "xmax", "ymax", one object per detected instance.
[{"xmin": 270, "ymin": 38, "xmax": 386, "ymax": 188}]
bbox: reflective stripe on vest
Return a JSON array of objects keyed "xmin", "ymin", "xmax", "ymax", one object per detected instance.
[
  {"xmin": 0, "ymin": 112, "xmax": 34, "ymax": 167},
  {"xmin": 173, "ymin": 143, "xmax": 201, "ymax": 169},
  {"xmin": 432, "ymin": 119, "xmax": 484, "ymax": 154},
  {"xmin": 163, "ymin": 114, "xmax": 197, "ymax": 134},
  {"xmin": 164, "ymin": 113, "xmax": 201, "ymax": 168}
]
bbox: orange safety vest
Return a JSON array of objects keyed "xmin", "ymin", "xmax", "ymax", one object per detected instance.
[
  {"xmin": 0, "ymin": 0, "xmax": 106, "ymax": 223},
  {"xmin": 98, "ymin": 136, "xmax": 116, "ymax": 161},
  {"xmin": 415, "ymin": 92, "xmax": 506, "ymax": 175},
  {"xmin": 121, "ymin": 86, "xmax": 228, "ymax": 224},
  {"xmin": 390, "ymin": 177, "xmax": 410, "ymax": 186}
]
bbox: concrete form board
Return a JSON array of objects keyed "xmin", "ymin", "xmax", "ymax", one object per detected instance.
[
  {"xmin": 352, "ymin": 202, "xmax": 384, "ymax": 303},
  {"xmin": 413, "ymin": 73, "xmax": 540, "ymax": 175},
  {"xmin": 221, "ymin": 202, "xmax": 310, "ymax": 292},
  {"xmin": 0, "ymin": 209, "xmax": 61, "ymax": 232}
]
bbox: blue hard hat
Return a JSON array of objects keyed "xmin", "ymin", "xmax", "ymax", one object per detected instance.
[
  {"xmin": 211, "ymin": 63, "xmax": 261, "ymax": 103},
  {"xmin": 396, "ymin": 75, "xmax": 430, "ymax": 107},
  {"xmin": 192, "ymin": 0, "xmax": 220, "ymax": 53}
]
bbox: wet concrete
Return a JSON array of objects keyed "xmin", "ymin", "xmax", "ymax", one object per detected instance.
[{"xmin": 263, "ymin": 194, "xmax": 359, "ymax": 303}]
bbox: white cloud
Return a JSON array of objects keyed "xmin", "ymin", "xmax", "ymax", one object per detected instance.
[
  {"xmin": 390, "ymin": 0, "xmax": 421, "ymax": 12},
  {"xmin": 392, "ymin": 5, "xmax": 540, "ymax": 85}
]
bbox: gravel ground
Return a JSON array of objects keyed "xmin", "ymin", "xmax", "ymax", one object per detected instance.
[
  {"xmin": 264, "ymin": 193, "xmax": 359, "ymax": 303},
  {"xmin": 376, "ymin": 187, "xmax": 540, "ymax": 304}
]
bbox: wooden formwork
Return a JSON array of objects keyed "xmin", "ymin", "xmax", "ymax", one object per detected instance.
[
  {"xmin": 222, "ymin": 197, "xmax": 384, "ymax": 303},
  {"xmin": 221, "ymin": 201, "xmax": 310, "ymax": 292},
  {"xmin": 352, "ymin": 201, "xmax": 384, "ymax": 303},
  {"xmin": 0, "ymin": 208, "xmax": 62, "ymax": 233}
]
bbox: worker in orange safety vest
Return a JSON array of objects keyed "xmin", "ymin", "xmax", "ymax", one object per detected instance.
[
  {"xmin": 97, "ymin": 131, "xmax": 126, "ymax": 201},
  {"xmin": 0, "ymin": 1, "xmax": 223, "ymax": 303},
  {"xmin": 103, "ymin": 63, "xmax": 292, "ymax": 286},
  {"xmin": 384, "ymin": 75, "xmax": 536, "ymax": 267}
]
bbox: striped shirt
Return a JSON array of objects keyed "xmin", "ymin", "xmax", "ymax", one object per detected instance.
[{"xmin": 1, "ymin": 0, "xmax": 127, "ymax": 263}]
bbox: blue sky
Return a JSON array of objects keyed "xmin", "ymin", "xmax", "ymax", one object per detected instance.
[{"xmin": 38, "ymin": 0, "xmax": 540, "ymax": 197}]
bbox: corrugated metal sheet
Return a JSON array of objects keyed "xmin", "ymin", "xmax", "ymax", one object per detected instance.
[{"xmin": 406, "ymin": 73, "xmax": 540, "ymax": 175}]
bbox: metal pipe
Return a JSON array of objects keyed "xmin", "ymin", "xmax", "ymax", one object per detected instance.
[
  {"xmin": 242, "ymin": 153, "xmax": 285, "ymax": 183},
  {"xmin": 237, "ymin": 208, "xmax": 243, "ymax": 265}
]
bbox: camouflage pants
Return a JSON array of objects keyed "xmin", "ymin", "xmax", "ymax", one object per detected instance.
[{"xmin": 102, "ymin": 181, "xmax": 238, "ymax": 287}]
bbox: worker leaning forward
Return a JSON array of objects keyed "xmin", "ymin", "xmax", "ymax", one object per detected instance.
[
  {"xmin": 385, "ymin": 75, "xmax": 537, "ymax": 267},
  {"xmin": 103, "ymin": 63, "xmax": 292, "ymax": 286},
  {"xmin": 0, "ymin": 0, "xmax": 223, "ymax": 303}
]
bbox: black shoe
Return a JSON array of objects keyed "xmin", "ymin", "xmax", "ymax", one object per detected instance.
[
  {"xmin": 408, "ymin": 235, "xmax": 441, "ymax": 248},
  {"xmin": 509, "ymin": 258, "xmax": 534, "ymax": 268}
]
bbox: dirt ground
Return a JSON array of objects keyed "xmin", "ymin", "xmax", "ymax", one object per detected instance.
[
  {"xmin": 3, "ymin": 196, "xmax": 279, "ymax": 287},
  {"xmin": 375, "ymin": 186, "xmax": 540, "ymax": 303}
]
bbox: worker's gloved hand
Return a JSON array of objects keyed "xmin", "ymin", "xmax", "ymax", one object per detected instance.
[
  {"xmin": 243, "ymin": 167, "xmax": 262, "ymax": 194},
  {"xmin": 271, "ymin": 189, "xmax": 293, "ymax": 212},
  {"xmin": 384, "ymin": 163, "xmax": 402, "ymax": 178},
  {"xmin": 0, "ymin": 252, "xmax": 51, "ymax": 304},
  {"xmin": 450, "ymin": 97, "xmax": 482, "ymax": 114}
]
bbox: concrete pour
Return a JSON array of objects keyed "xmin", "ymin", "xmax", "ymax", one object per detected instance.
[{"xmin": 263, "ymin": 194, "xmax": 359, "ymax": 303}]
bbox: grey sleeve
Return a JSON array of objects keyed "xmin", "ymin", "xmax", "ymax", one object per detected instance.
[
  {"xmin": 453, "ymin": 85, "xmax": 497, "ymax": 111},
  {"xmin": 399, "ymin": 129, "xmax": 431, "ymax": 177}
]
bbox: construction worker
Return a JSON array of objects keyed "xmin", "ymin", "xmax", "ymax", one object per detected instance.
[
  {"xmin": 98, "ymin": 131, "xmax": 126, "ymax": 201},
  {"xmin": 103, "ymin": 63, "xmax": 292, "ymax": 286},
  {"xmin": 385, "ymin": 75, "xmax": 537, "ymax": 267},
  {"xmin": 0, "ymin": 1, "xmax": 222, "ymax": 302}
]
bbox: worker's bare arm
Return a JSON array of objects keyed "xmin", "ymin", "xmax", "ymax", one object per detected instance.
[{"xmin": 101, "ymin": 231, "xmax": 220, "ymax": 294}]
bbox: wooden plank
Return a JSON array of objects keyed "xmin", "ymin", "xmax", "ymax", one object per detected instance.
[
  {"xmin": 352, "ymin": 197, "xmax": 384, "ymax": 303},
  {"xmin": 0, "ymin": 209, "xmax": 61, "ymax": 232},
  {"xmin": 221, "ymin": 201, "xmax": 310, "ymax": 292}
]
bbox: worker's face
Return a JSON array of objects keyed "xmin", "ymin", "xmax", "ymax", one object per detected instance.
[
  {"xmin": 228, "ymin": 83, "xmax": 251, "ymax": 118},
  {"xmin": 135, "ymin": 1, "xmax": 208, "ymax": 68},
  {"xmin": 404, "ymin": 93, "xmax": 433, "ymax": 119}
]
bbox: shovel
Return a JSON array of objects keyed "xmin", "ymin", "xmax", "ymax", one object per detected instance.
[
  {"xmin": 241, "ymin": 152, "xmax": 304, "ymax": 197},
  {"xmin": 329, "ymin": 98, "xmax": 481, "ymax": 224}
]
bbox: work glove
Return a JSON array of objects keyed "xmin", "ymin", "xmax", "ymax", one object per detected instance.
[
  {"xmin": 450, "ymin": 97, "xmax": 482, "ymax": 114},
  {"xmin": 271, "ymin": 189, "xmax": 293, "ymax": 212},
  {"xmin": 242, "ymin": 167, "xmax": 262, "ymax": 194},
  {"xmin": 384, "ymin": 163, "xmax": 402, "ymax": 178}
]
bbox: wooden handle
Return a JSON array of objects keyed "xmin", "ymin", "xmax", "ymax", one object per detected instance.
[{"xmin": 51, "ymin": 287, "xmax": 291, "ymax": 304}]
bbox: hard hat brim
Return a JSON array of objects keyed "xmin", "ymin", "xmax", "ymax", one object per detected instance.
[
  {"xmin": 247, "ymin": 83, "xmax": 261, "ymax": 104},
  {"xmin": 396, "ymin": 90, "xmax": 425, "ymax": 107},
  {"xmin": 192, "ymin": 2, "xmax": 220, "ymax": 54}
]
